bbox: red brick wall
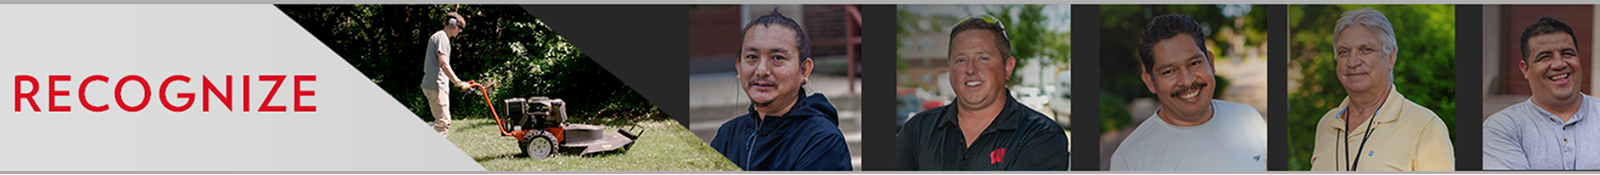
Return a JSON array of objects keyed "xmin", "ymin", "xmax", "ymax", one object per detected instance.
[
  {"xmin": 1502, "ymin": 5, "xmax": 1594, "ymax": 95},
  {"xmin": 807, "ymin": 5, "xmax": 850, "ymax": 57},
  {"xmin": 689, "ymin": 6, "xmax": 741, "ymax": 63}
]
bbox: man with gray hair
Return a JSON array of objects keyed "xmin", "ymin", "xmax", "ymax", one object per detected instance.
[
  {"xmin": 422, "ymin": 12, "xmax": 470, "ymax": 136},
  {"xmin": 1307, "ymin": 8, "xmax": 1453, "ymax": 171}
]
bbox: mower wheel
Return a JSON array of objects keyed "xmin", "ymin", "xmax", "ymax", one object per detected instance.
[{"xmin": 522, "ymin": 132, "xmax": 557, "ymax": 159}]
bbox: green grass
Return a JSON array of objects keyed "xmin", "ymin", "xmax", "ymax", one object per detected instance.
[{"xmin": 446, "ymin": 118, "xmax": 740, "ymax": 171}]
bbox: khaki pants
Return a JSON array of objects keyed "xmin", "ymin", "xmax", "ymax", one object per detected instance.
[{"xmin": 423, "ymin": 88, "xmax": 450, "ymax": 136}]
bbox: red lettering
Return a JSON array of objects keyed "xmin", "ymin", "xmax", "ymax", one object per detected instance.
[
  {"xmin": 15, "ymin": 75, "xmax": 39, "ymax": 112},
  {"xmin": 12, "ymin": 74, "xmax": 316, "ymax": 113},
  {"xmin": 244, "ymin": 75, "xmax": 250, "ymax": 112},
  {"xmin": 293, "ymin": 75, "xmax": 316, "ymax": 112},
  {"xmin": 80, "ymin": 75, "xmax": 110, "ymax": 112},
  {"xmin": 116, "ymin": 75, "xmax": 150, "ymax": 112},
  {"xmin": 202, "ymin": 75, "xmax": 232, "ymax": 112},
  {"xmin": 48, "ymin": 75, "xmax": 70, "ymax": 112},
  {"xmin": 161, "ymin": 75, "xmax": 194, "ymax": 112},
  {"xmin": 258, "ymin": 75, "xmax": 286, "ymax": 112}
]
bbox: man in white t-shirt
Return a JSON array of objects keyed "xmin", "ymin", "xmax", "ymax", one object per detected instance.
[
  {"xmin": 422, "ymin": 12, "xmax": 469, "ymax": 136},
  {"xmin": 1109, "ymin": 14, "xmax": 1267, "ymax": 171}
]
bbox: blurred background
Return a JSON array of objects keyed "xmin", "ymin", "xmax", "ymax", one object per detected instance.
[
  {"xmin": 894, "ymin": 4, "xmax": 1073, "ymax": 154},
  {"xmin": 1097, "ymin": 5, "xmax": 1268, "ymax": 170},
  {"xmin": 686, "ymin": 5, "xmax": 864, "ymax": 170},
  {"xmin": 1481, "ymin": 5, "xmax": 1597, "ymax": 120},
  {"xmin": 1287, "ymin": 5, "xmax": 1456, "ymax": 171}
]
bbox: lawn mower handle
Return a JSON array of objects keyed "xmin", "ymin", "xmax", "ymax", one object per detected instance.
[
  {"xmin": 620, "ymin": 121, "xmax": 646, "ymax": 140},
  {"xmin": 464, "ymin": 81, "xmax": 514, "ymax": 136}
]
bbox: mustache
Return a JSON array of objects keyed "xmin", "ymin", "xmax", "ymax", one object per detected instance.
[
  {"xmin": 1170, "ymin": 82, "xmax": 1209, "ymax": 97},
  {"xmin": 747, "ymin": 78, "xmax": 775, "ymax": 86}
]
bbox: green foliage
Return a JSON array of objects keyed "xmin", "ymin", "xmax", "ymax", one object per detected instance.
[
  {"xmin": 896, "ymin": 9, "xmax": 912, "ymax": 72},
  {"xmin": 278, "ymin": 5, "xmax": 664, "ymax": 123},
  {"xmin": 1214, "ymin": 75, "xmax": 1232, "ymax": 98},
  {"xmin": 985, "ymin": 5, "xmax": 1071, "ymax": 85},
  {"xmin": 1098, "ymin": 5, "xmax": 1262, "ymax": 131},
  {"xmin": 895, "ymin": 5, "xmax": 1070, "ymax": 87},
  {"xmin": 1099, "ymin": 91, "xmax": 1132, "ymax": 132},
  {"xmin": 1286, "ymin": 5, "xmax": 1455, "ymax": 170}
]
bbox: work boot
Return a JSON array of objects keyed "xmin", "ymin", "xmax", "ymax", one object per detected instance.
[{"xmin": 430, "ymin": 121, "xmax": 450, "ymax": 136}]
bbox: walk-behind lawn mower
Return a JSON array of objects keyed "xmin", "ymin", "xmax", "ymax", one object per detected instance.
[{"xmin": 465, "ymin": 81, "xmax": 643, "ymax": 159}]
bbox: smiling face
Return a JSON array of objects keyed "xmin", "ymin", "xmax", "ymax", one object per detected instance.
[
  {"xmin": 737, "ymin": 25, "xmax": 811, "ymax": 108},
  {"xmin": 1522, "ymin": 34, "xmax": 1583, "ymax": 103},
  {"xmin": 948, "ymin": 30, "xmax": 1015, "ymax": 110},
  {"xmin": 1334, "ymin": 25, "xmax": 1396, "ymax": 95},
  {"xmin": 1140, "ymin": 34, "xmax": 1215, "ymax": 119}
]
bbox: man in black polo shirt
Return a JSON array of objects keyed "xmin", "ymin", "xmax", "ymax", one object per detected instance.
[{"xmin": 895, "ymin": 15, "xmax": 1071, "ymax": 170}]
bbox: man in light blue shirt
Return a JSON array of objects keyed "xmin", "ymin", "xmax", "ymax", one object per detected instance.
[{"xmin": 1483, "ymin": 16, "xmax": 1597, "ymax": 170}]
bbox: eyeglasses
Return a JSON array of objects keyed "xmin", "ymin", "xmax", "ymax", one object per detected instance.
[{"xmin": 955, "ymin": 14, "xmax": 1010, "ymax": 40}]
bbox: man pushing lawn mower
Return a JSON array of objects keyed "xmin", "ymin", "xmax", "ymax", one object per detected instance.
[
  {"xmin": 422, "ymin": 11, "xmax": 640, "ymax": 159},
  {"xmin": 423, "ymin": 12, "xmax": 470, "ymax": 136}
]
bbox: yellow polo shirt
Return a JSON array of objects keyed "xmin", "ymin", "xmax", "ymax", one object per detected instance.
[{"xmin": 1309, "ymin": 85, "xmax": 1454, "ymax": 171}]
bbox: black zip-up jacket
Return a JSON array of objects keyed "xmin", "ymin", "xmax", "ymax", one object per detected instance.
[{"xmin": 711, "ymin": 89, "xmax": 852, "ymax": 170}]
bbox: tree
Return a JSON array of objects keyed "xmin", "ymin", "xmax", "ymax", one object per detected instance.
[
  {"xmin": 278, "ymin": 5, "xmax": 664, "ymax": 122},
  {"xmin": 985, "ymin": 4, "xmax": 1059, "ymax": 86}
]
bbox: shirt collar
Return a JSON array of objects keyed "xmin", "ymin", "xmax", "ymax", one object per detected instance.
[
  {"xmin": 1523, "ymin": 94, "xmax": 1594, "ymax": 125},
  {"xmin": 934, "ymin": 89, "xmax": 1023, "ymax": 131},
  {"xmin": 1329, "ymin": 84, "xmax": 1406, "ymax": 130},
  {"xmin": 1151, "ymin": 100, "xmax": 1222, "ymax": 130}
]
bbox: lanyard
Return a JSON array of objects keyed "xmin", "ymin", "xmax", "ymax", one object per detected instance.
[{"xmin": 1339, "ymin": 107, "xmax": 1379, "ymax": 171}]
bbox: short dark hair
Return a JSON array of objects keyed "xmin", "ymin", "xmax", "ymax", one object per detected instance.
[
  {"xmin": 445, "ymin": 12, "xmax": 466, "ymax": 29},
  {"xmin": 1138, "ymin": 14, "xmax": 1210, "ymax": 73},
  {"xmin": 738, "ymin": 10, "xmax": 810, "ymax": 60},
  {"xmin": 1520, "ymin": 16, "xmax": 1578, "ymax": 61},
  {"xmin": 948, "ymin": 17, "xmax": 1012, "ymax": 59}
]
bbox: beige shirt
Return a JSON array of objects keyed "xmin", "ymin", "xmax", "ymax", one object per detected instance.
[{"xmin": 1309, "ymin": 84, "xmax": 1454, "ymax": 171}]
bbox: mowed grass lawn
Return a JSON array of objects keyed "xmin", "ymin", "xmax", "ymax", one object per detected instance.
[{"xmin": 446, "ymin": 117, "xmax": 740, "ymax": 171}]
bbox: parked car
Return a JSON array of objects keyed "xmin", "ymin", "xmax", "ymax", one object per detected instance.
[
  {"xmin": 1050, "ymin": 71, "xmax": 1071, "ymax": 129},
  {"xmin": 897, "ymin": 88, "xmax": 947, "ymax": 132},
  {"xmin": 1011, "ymin": 87, "xmax": 1050, "ymax": 113}
]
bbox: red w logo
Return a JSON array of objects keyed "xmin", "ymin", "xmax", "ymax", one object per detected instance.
[{"xmin": 989, "ymin": 148, "xmax": 1007, "ymax": 164}]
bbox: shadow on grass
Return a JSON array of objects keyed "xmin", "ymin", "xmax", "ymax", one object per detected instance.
[
  {"xmin": 458, "ymin": 118, "xmax": 504, "ymax": 131},
  {"xmin": 473, "ymin": 152, "xmax": 526, "ymax": 163},
  {"xmin": 567, "ymin": 117, "xmax": 675, "ymax": 127},
  {"xmin": 471, "ymin": 146, "xmax": 635, "ymax": 163},
  {"xmin": 455, "ymin": 116, "xmax": 672, "ymax": 133},
  {"xmin": 574, "ymin": 148, "xmax": 630, "ymax": 158}
]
